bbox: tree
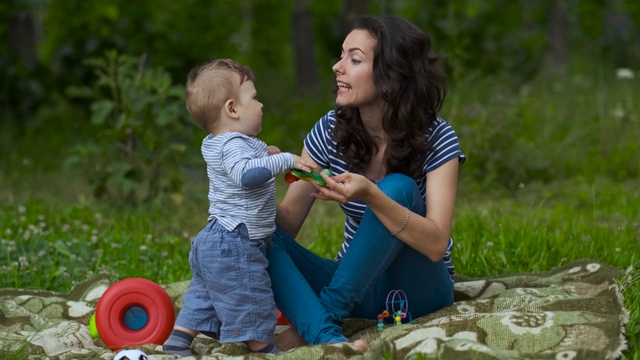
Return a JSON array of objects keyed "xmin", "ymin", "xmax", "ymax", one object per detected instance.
[
  {"xmin": 291, "ymin": 0, "xmax": 319, "ymax": 97},
  {"xmin": 543, "ymin": 1, "xmax": 568, "ymax": 74}
]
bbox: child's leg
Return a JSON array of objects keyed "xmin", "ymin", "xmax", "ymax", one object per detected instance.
[
  {"xmin": 163, "ymin": 222, "xmax": 222, "ymax": 356},
  {"xmin": 162, "ymin": 325, "xmax": 198, "ymax": 356},
  {"xmin": 214, "ymin": 228, "xmax": 277, "ymax": 346}
]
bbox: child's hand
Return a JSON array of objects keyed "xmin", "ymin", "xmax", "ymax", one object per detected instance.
[
  {"xmin": 291, "ymin": 154, "xmax": 313, "ymax": 173},
  {"xmin": 267, "ymin": 145, "xmax": 281, "ymax": 155}
]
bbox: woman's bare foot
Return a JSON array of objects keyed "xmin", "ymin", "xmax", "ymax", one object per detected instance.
[
  {"xmin": 343, "ymin": 339, "xmax": 368, "ymax": 352},
  {"xmin": 273, "ymin": 327, "xmax": 308, "ymax": 352}
]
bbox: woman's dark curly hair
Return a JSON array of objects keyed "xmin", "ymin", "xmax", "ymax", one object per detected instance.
[{"xmin": 333, "ymin": 16, "xmax": 447, "ymax": 180}]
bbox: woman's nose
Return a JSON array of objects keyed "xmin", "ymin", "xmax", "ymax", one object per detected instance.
[{"xmin": 332, "ymin": 58, "xmax": 342, "ymax": 74}]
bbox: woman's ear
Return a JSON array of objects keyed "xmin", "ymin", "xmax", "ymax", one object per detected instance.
[{"xmin": 223, "ymin": 99, "xmax": 239, "ymax": 119}]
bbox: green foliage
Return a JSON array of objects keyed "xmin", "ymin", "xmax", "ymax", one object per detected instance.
[
  {"xmin": 65, "ymin": 50, "xmax": 194, "ymax": 206},
  {"xmin": 38, "ymin": 0, "xmax": 246, "ymax": 91},
  {"xmin": 444, "ymin": 60, "xmax": 640, "ymax": 188},
  {"xmin": 391, "ymin": 1, "xmax": 548, "ymax": 82}
]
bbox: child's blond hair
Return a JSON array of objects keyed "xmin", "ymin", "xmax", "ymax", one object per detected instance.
[{"xmin": 185, "ymin": 59, "xmax": 255, "ymax": 132}]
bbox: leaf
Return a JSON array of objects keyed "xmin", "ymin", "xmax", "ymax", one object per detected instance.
[
  {"xmin": 63, "ymin": 155, "xmax": 80, "ymax": 168},
  {"xmin": 168, "ymin": 85, "xmax": 185, "ymax": 98},
  {"xmin": 155, "ymin": 106, "xmax": 175, "ymax": 127},
  {"xmin": 53, "ymin": 240, "xmax": 72, "ymax": 258},
  {"xmin": 147, "ymin": 70, "xmax": 172, "ymax": 91},
  {"xmin": 65, "ymin": 85, "xmax": 96, "ymax": 99},
  {"xmin": 90, "ymin": 100, "xmax": 115, "ymax": 125}
]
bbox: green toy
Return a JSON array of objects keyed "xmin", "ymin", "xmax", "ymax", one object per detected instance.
[{"xmin": 284, "ymin": 169, "xmax": 332, "ymax": 187}]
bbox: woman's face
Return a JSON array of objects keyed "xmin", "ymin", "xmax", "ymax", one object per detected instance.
[{"xmin": 332, "ymin": 29, "xmax": 380, "ymax": 110}]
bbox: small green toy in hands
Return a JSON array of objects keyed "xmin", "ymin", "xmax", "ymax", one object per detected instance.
[{"xmin": 284, "ymin": 169, "xmax": 332, "ymax": 187}]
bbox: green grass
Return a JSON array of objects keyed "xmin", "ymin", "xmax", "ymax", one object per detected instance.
[{"xmin": 1, "ymin": 173, "xmax": 638, "ymax": 358}]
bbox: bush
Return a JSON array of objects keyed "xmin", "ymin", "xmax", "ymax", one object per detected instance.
[{"xmin": 65, "ymin": 51, "xmax": 195, "ymax": 206}]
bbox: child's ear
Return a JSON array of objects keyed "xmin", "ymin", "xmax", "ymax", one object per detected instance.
[{"xmin": 224, "ymin": 99, "xmax": 239, "ymax": 119}]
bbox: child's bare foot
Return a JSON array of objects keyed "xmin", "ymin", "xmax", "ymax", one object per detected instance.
[{"xmin": 273, "ymin": 327, "xmax": 307, "ymax": 352}]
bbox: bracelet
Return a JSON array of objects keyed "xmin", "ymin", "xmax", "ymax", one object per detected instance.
[{"xmin": 392, "ymin": 208, "xmax": 411, "ymax": 236}]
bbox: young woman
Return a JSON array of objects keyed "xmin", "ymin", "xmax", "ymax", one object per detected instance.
[{"xmin": 268, "ymin": 15, "xmax": 465, "ymax": 351}]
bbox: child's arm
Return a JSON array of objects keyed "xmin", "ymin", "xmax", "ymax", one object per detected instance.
[{"xmin": 221, "ymin": 136, "xmax": 311, "ymax": 189}]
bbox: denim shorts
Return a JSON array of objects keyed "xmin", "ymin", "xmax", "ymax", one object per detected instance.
[{"xmin": 175, "ymin": 220, "xmax": 276, "ymax": 343}]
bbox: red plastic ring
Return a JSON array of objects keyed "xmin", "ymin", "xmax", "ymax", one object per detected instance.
[
  {"xmin": 95, "ymin": 278, "xmax": 175, "ymax": 351},
  {"xmin": 276, "ymin": 308, "xmax": 292, "ymax": 326}
]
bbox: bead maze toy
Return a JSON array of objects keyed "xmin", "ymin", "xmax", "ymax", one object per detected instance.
[
  {"xmin": 88, "ymin": 278, "xmax": 175, "ymax": 351},
  {"xmin": 284, "ymin": 169, "xmax": 332, "ymax": 187},
  {"xmin": 376, "ymin": 290, "xmax": 412, "ymax": 331}
]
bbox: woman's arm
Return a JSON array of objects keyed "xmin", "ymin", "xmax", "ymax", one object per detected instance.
[
  {"xmin": 275, "ymin": 148, "xmax": 321, "ymax": 238},
  {"xmin": 313, "ymin": 158, "xmax": 459, "ymax": 262}
]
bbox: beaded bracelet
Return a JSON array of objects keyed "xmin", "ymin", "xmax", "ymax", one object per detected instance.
[{"xmin": 392, "ymin": 208, "xmax": 411, "ymax": 236}]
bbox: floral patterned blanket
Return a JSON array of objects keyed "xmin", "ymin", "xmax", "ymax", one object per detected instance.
[{"xmin": 0, "ymin": 259, "xmax": 629, "ymax": 359}]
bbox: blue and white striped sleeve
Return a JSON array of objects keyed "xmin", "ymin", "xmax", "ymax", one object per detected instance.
[
  {"xmin": 424, "ymin": 119, "xmax": 465, "ymax": 174},
  {"xmin": 221, "ymin": 136, "xmax": 295, "ymax": 188},
  {"xmin": 304, "ymin": 111, "xmax": 334, "ymax": 169}
]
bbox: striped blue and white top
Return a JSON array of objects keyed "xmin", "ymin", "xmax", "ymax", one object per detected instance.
[
  {"xmin": 203, "ymin": 132, "xmax": 295, "ymax": 239},
  {"xmin": 304, "ymin": 110, "xmax": 465, "ymax": 280}
]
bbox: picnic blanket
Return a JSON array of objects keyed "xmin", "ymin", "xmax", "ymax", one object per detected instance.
[{"xmin": 0, "ymin": 259, "xmax": 629, "ymax": 359}]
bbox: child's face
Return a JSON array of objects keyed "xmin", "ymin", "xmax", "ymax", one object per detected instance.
[{"xmin": 235, "ymin": 80, "xmax": 264, "ymax": 137}]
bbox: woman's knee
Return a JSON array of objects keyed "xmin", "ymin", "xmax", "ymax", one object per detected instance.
[{"xmin": 377, "ymin": 174, "xmax": 421, "ymax": 207}]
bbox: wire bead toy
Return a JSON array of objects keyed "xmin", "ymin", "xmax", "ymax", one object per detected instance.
[{"xmin": 376, "ymin": 289, "xmax": 412, "ymax": 331}]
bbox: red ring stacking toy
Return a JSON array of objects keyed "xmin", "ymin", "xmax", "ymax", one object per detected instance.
[{"xmin": 95, "ymin": 278, "xmax": 175, "ymax": 351}]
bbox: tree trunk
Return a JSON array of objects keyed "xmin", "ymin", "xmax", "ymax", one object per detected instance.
[
  {"xmin": 291, "ymin": 0, "xmax": 319, "ymax": 98},
  {"xmin": 341, "ymin": 0, "xmax": 370, "ymax": 38},
  {"xmin": 7, "ymin": 11, "xmax": 39, "ymax": 70},
  {"xmin": 604, "ymin": 0, "xmax": 633, "ymax": 66},
  {"xmin": 543, "ymin": 1, "xmax": 567, "ymax": 74}
]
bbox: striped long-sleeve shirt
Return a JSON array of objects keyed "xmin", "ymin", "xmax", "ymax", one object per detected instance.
[
  {"xmin": 304, "ymin": 110, "xmax": 465, "ymax": 281},
  {"xmin": 203, "ymin": 132, "xmax": 295, "ymax": 239}
]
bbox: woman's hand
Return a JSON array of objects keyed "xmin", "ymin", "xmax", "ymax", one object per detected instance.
[{"xmin": 311, "ymin": 171, "xmax": 375, "ymax": 204}]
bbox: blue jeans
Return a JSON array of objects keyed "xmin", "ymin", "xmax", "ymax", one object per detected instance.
[
  {"xmin": 176, "ymin": 220, "xmax": 276, "ymax": 343},
  {"xmin": 267, "ymin": 174, "xmax": 454, "ymax": 345}
]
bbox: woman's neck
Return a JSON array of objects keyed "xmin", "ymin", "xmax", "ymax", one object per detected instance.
[{"xmin": 358, "ymin": 102, "xmax": 387, "ymax": 143}]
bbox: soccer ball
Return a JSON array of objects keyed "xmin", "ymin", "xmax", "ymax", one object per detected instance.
[{"xmin": 113, "ymin": 349, "xmax": 149, "ymax": 360}]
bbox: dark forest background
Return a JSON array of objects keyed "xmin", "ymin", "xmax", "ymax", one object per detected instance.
[{"xmin": 2, "ymin": 0, "xmax": 639, "ymax": 205}]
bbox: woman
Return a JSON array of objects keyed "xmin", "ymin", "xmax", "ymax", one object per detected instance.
[{"xmin": 269, "ymin": 15, "xmax": 465, "ymax": 351}]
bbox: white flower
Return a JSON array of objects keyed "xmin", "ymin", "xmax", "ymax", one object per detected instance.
[
  {"xmin": 611, "ymin": 104, "xmax": 626, "ymax": 119},
  {"xmin": 616, "ymin": 68, "xmax": 635, "ymax": 79}
]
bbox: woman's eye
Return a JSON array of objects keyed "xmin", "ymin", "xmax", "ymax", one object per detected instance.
[{"xmin": 351, "ymin": 59, "xmax": 361, "ymax": 64}]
